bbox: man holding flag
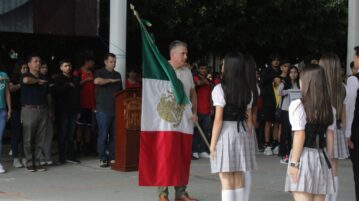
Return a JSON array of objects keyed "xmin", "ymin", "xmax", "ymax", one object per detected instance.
[
  {"xmin": 156, "ymin": 41, "xmax": 198, "ymax": 201},
  {"xmin": 133, "ymin": 4, "xmax": 198, "ymax": 199},
  {"xmin": 139, "ymin": 38, "xmax": 198, "ymax": 201}
]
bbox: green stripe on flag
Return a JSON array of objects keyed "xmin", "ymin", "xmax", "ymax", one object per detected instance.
[{"xmin": 139, "ymin": 19, "xmax": 189, "ymax": 105}]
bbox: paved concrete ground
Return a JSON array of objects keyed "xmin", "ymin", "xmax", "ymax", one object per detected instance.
[{"xmin": 0, "ymin": 149, "xmax": 355, "ymax": 201}]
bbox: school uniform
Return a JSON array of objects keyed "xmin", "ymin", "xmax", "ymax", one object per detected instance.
[
  {"xmin": 210, "ymin": 84, "xmax": 257, "ymax": 173},
  {"xmin": 284, "ymin": 99, "xmax": 336, "ymax": 194},
  {"xmin": 278, "ymin": 82, "xmax": 299, "ymax": 157},
  {"xmin": 333, "ymin": 121, "xmax": 349, "ymax": 159},
  {"xmin": 345, "ymin": 72, "xmax": 359, "ymax": 201},
  {"xmin": 332, "ymin": 84, "xmax": 350, "ymax": 159},
  {"xmin": 247, "ymin": 128, "xmax": 257, "ymax": 168}
]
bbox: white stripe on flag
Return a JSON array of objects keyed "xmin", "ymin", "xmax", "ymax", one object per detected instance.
[{"xmin": 141, "ymin": 78, "xmax": 193, "ymax": 134}]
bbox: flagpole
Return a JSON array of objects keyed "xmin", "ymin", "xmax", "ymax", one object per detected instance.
[
  {"xmin": 195, "ymin": 122, "xmax": 210, "ymax": 149},
  {"xmin": 130, "ymin": 4, "xmax": 140, "ymax": 22}
]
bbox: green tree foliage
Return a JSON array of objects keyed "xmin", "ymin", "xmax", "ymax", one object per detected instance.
[{"xmin": 128, "ymin": 0, "xmax": 347, "ymax": 65}]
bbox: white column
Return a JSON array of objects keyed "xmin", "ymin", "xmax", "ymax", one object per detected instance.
[
  {"xmin": 347, "ymin": 0, "xmax": 359, "ymax": 73},
  {"xmin": 110, "ymin": 0, "xmax": 127, "ymax": 87}
]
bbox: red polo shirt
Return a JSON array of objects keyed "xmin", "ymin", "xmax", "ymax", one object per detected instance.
[
  {"xmin": 73, "ymin": 68, "xmax": 95, "ymax": 109},
  {"xmin": 194, "ymin": 75, "xmax": 212, "ymax": 115}
]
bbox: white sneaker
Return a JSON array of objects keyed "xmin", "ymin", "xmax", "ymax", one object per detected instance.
[
  {"xmin": 199, "ymin": 152, "xmax": 210, "ymax": 159},
  {"xmin": 0, "ymin": 163, "xmax": 6, "ymax": 173},
  {"xmin": 273, "ymin": 145, "xmax": 279, "ymax": 155},
  {"xmin": 13, "ymin": 158, "xmax": 24, "ymax": 168},
  {"xmin": 192, "ymin": 152, "xmax": 199, "ymax": 160},
  {"xmin": 263, "ymin": 146, "xmax": 273, "ymax": 156}
]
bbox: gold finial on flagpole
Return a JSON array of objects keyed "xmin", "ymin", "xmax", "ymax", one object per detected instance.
[
  {"xmin": 130, "ymin": 4, "xmax": 139, "ymax": 20},
  {"xmin": 130, "ymin": 4, "xmax": 152, "ymax": 27}
]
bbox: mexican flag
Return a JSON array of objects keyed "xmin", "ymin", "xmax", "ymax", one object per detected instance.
[{"xmin": 137, "ymin": 18, "xmax": 194, "ymax": 186}]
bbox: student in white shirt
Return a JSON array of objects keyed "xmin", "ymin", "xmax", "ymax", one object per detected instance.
[
  {"xmin": 285, "ymin": 64, "xmax": 335, "ymax": 201},
  {"xmin": 278, "ymin": 66, "xmax": 300, "ymax": 164},
  {"xmin": 319, "ymin": 53, "xmax": 349, "ymax": 201},
  {"xmin": 210, "ymin": 51, "xmax": 256, "ymax": 201},
  {"xmin": 345, "ymin": 46, "xmax": 359, "ymax": 201}
]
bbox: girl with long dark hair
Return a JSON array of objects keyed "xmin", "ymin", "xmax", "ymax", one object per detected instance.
[
  {"xmin": 319, "ymin": 53, "xmax": 349, "ymax": 201},
  {"xmin": 210, "ymin": 51, "xmax": 256, "ymax": 201},
  {"xmin": 278, "ymin": 66, "xmax": 300, "ymax": 164},
  {"xmin": 285, "ymin": 64, "xmax": 335, "ymax": 201}
]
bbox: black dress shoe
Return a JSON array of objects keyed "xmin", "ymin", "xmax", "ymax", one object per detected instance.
[
  {"xmin": 66, "ymin": 159, "xmax": 81, "ymax": 164},
  {"xmin": 36, "ymin": 166, "xmax": 47, "ymax": 172},
  {"xmin": 26, "ymin": 166, "xmax": 36, "ymax": 172}
]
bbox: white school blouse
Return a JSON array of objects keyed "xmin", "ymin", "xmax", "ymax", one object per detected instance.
[
  {"xmin": 212, "ymin": 84, "xmax": 252, "ymax": 109},
  {"xmin": 288, "ymin": 99, "xmax": 336, "ymax": 131},
  {"xmin": 345, "ymin": 74, "xmax": 359, "ymax": 138}
]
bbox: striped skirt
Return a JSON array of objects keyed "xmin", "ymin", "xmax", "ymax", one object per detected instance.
[
  {"xmin": 284, "ymin": 147, "xmax": 335, "ymax": 195},
  {"xmin": 333, "ymin": 128, "xmax": 349, "ymax": 159},
  {"xmin": 210, "ymin": 121, "xmax": 256, "ymax": 173},
  {"xmin": 248, "ymin": 128, "xmax": 258, "ymax": 170}
]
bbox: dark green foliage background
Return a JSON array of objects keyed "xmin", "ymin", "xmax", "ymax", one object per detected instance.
[{"xmin": 126, "ymin": 0, "xmax": 347, "ymax": 66}]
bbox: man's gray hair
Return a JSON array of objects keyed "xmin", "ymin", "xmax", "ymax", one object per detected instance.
[{"xmin": 169, "ymin": 40, "xmax": 187, "ymax": 54}]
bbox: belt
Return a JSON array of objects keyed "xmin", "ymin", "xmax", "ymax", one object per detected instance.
[
  {"xmin": 304, "ymin": 136, "xmax": 332, "ymax": 169},
  {"xmin": 22, "ymin": 105, "xmax": 47, "ymax": 109},
  {"xmin": 321, "ymin": 149, "xmax": 332, "ymax": 169},
  {"xmin": 304, "ymin": 146, "xmax": 332, "ymax": 169}
]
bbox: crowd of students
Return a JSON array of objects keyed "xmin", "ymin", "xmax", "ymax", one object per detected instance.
[
  {"xmin": 189, "ymin": 47, "xmax": 359, "ymax": 201},
  {"xmin": 0, "ymin": 52, "xmax": 141, "ymax": 173},
  {"xmin": 0, "ymin": 45, "xmax": 358, "ymax": 201}
]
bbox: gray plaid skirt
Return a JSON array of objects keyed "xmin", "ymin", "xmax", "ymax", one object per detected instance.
[
  {"xmin": 210, "ymin": 121, "xmax": 256, "ymax": 173},
  {"xmin": 248, "ymin": 128, "xmax": 258, "ymax": 170},
  {"xmin": 333, "ymin": 128, "xmax": 349, "ymax": 159},
  {"xmin": 285, "ymin": 147, "xmax": 335, "ymax": 195}
]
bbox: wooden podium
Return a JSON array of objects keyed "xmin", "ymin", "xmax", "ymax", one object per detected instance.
[{"xmin": 111, "ymin": 88, "xmax": 141, "ymax": 171}]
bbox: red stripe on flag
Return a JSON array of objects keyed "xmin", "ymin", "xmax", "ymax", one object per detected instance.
[{"xmin": 139, "ymin": 131, "xmax": 193, "ymax": 186}]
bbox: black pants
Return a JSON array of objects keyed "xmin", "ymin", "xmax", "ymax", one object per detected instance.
[
  {"xmin": 58, "ymin": 112, "xmax": 77, "ymax": 163},
  {"xmin": 279, "ymin": 110, "xmax": 292, "ymax": 157},
  {"xmin": 350, "ymin": 143, "xmax": 359, "ymax": 201}
]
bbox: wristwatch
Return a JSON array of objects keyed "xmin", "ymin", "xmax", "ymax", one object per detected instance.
[{"xmin": 290, "ymin": 161, "xmax": 300, "ymax": 168}]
